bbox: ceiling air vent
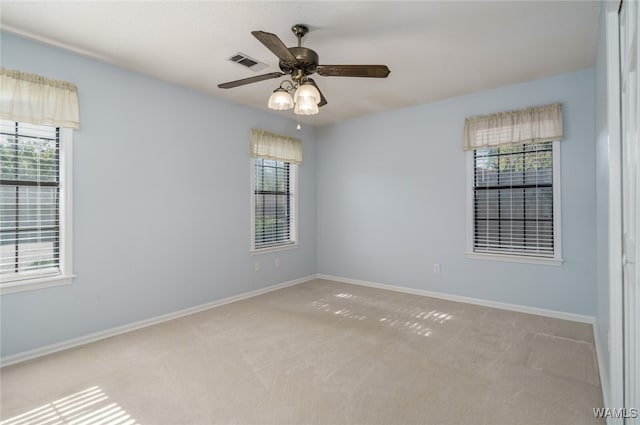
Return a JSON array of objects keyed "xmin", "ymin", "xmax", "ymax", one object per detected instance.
[{"xmin": 227, "ymin": 52, "xmax": 268, "ymax": 72}]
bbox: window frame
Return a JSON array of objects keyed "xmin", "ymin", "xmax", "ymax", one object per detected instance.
[
  {"xmin": 250, "ymin": 157, "xmax": 299, "ymax": 255},
  {"xmin": 465, "ymin": 141, "xmax": 563, "ymax": 266},
  {"xmin": 1, "ymin": 123, "xmax": 75, "ymax": 294}
]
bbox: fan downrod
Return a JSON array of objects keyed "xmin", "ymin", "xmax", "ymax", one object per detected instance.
[
  {"xmin": 279, "ymin": 24, "xmax": 318, "ymax": 78},
  {"xmin": 291, "ymin": 24, "xmax": 309, "ymax": 43}
]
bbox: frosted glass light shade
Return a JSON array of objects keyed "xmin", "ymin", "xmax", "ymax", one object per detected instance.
[
  {"xmin": 294, "ymin": 96, "xmax": 319, "ymax": 115},
  {"xmin": 294, "ymin": 83, "xmax": 321, "ymax": 104},
  {"xmin": 268, "ymin": 89, "xmax": 294, "ymax": 110}
]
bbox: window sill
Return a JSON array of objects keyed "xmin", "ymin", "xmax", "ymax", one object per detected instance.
[
  {"xmin": 466, "ymin": 252, "xmax": 564, "ymax": 266},
  {"xmin": 0, "ymin": 274, "xmax": 76, "ymax": 295},
  {"xmin": 251, "ymin": 243, "xmax": 299, "ymax": 255}
]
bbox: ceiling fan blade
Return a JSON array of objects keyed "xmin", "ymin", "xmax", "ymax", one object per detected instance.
[
  {"xmin": 307, "ymin": 78, "xmax": 327, "ymax": 107},
  {"xmin": 218, "ymin": 72, "xmax": 284, "ymax": 89},
  {"xmin": 316, "ymin": 65, "xmax": 390, "ymax": 78},
  {"xmin": 251, "ymin": 31, "xmax": 298, "ymax": 63}
]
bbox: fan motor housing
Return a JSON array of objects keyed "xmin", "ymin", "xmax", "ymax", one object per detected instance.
[{"xmin": 279, "ymin": 47, "xmax": 319, "ymax": 76}]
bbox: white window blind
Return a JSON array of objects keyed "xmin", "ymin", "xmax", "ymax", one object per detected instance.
[
  {"xmin": 1, "ymin": 119, "xmax": 61, "ymax": 279},
  {"xmin": 253, "ymin": 158, "xmax": 297, "ymax": 250},
  {"xmin": 473, "ymin": 142, "xmax": 555, "ymax": 257}
]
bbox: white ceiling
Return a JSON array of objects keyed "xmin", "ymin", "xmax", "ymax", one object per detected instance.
[{"xmin": 1, "ymin": 1, "xmax": 600, "ymax": 126}]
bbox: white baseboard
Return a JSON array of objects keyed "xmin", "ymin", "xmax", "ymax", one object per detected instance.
[
  {"xmin": 1, "ymin": 274, "xmax": 316, "ymax": 367},
  {"xmin": 2, "ymin": 273, "xmax": 597, "ymax": 367},
  {"xmin": 316, "ymin": 274, "xmax": 595, "ymax": 324},
  {"xmin": 593, "ymin": 321, "xmax": 611, "ymax": 414}
]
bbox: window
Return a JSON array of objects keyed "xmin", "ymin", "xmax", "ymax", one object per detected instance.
[
  {"xmin": 0, "ymin": 119, "xmax": 73, "ymax": 292},
  {"xmin": 249, "ymin": 129, "xmax": 302, "ymax": 254},
  {"xmin": 471, "ymin": 141, "xmax": 560, "ymax": 261},
  {"xmin": 464, "ymin": 103, "xmax": 563, "ymax": 265},
  {"xmin": 251, "ymin": 158, "xmax": 298, "ymax": 252},
  {"xmin": 0, "ymin": 68, "xmax": 78, "ymax": 292}
]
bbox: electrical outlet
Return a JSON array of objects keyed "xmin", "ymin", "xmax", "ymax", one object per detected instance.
[
  {"xmin": 433, "ymin": 263, "xmax": 441, "ymax": 273},
  {"xmin": 254, "ymin": 261, "xmax": 261, "ymax": 272},
  {"xmin": 275, "ymin": 258, "xmax": 280, "ymax": 267}
]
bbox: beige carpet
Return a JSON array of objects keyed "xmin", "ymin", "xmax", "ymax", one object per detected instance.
[{"xmin": 0, "ymin": 279, "xmax": 604, "ymax": 425}]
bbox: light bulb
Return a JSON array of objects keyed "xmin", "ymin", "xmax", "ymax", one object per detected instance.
[
  {"xmin": 268, "ymin": 88, "xmax": 294, "ymax": 110},
  {"xmin": 294, "ymin": 96, "xmax": 319, "ymax": 115},
  {"xmin": 294, "ymin": 83, "xmax": 321, "ymax": 104}
]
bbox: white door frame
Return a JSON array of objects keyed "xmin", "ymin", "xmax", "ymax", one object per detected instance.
[
  {"xmin": 619, "ymin": 0, "xmax": 640, "ymax": 419},
  {"xmin": 606, "ymin": 0, "xmax": 624, "ymax": 415}
]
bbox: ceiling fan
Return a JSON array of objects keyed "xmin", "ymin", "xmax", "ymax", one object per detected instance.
[{"xmin": 217, "ymin": 24, "xmax": 390, "ymax": 113}]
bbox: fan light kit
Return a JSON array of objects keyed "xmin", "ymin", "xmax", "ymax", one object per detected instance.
[
  {"xmin": 218, "ymin": 24, "xmax": 391, "ymax": 118},
  {"xmin": 267, "ymin": 80, "xmax": 321, "ymax": 115}
]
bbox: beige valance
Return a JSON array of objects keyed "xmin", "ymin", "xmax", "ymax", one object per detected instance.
[
  {"xmin": 0, "ymin": 67, "xmax": 80, "ymax": 129},
  {"xmin": 463, "ymin": 103, "xmax": 562, "ymax": 151},
  {"xmin": 251, "ymin": 129, "xmax": 302, "ymax": 164}
]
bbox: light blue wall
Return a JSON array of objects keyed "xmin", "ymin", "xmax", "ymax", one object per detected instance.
[
  {"xmin": 1, "ymin": 31, "xmax": 601, "ymax": 360},
  {"xmin": 594, "ymin": 3, "xmax": 610, "ymax": 396},
  {"xmin": 317, "ymin": 69, "xmax": 596, "ymax": 316},
  {"xmin": 0, "ymin": 32, "xmax": 317, "ymax": 358}
]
